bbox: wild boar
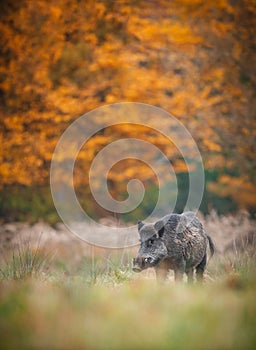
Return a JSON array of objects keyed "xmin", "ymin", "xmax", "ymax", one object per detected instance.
[{"xmin": 132, "ymin": 212, "xmax": 215, "ymax": 282}]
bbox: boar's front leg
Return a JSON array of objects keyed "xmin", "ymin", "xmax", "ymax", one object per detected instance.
[
  {"xmin": 174, "ymin": 260, "xmax": 186, "ymax": 282},
  {"xmin": 154, "ymin": 259, "xmax": 172, "ymax": 282},
  {"xmin": 155, "ymin": 266, "xmax": 169, "ymax": 282},
  {"xmin": 185, "ymin": 267, "xmax": 194, "ymax": 284}
]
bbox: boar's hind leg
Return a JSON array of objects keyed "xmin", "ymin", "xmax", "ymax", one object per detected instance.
[{"xmin": 195, "ymin": 254, "xmax": 207, "ymax": 282}]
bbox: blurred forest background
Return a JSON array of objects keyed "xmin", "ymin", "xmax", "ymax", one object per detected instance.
[{"xmin": 0, "ymin": 0, "xmax": 255, "ymax": 224}]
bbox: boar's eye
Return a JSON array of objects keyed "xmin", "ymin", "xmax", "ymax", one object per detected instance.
[{"xmin": 148, "ymin": 239, "xmax": 154, "ymax": 246}]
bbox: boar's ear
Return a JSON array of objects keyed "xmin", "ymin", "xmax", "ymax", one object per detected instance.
[
  {"xmin": 154, "ymin": 220, "xmax": 165, "ymax": 238},
  {"xmin": 157, "ymin": 226, "xmax": 165, "ymax": 238},
  {"xmin": 137, "ymin": 221, "xmax": 144, "ymax": 231}
]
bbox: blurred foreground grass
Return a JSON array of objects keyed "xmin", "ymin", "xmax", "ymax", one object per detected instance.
[{"xmin": 1, "ymin": 247, "xmax": 256, "ymax": 350}]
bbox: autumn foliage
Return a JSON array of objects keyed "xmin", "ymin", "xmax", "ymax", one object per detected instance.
[{"xmin": 0, "ymin": 0, "xmax": 255, "ymax": 220}]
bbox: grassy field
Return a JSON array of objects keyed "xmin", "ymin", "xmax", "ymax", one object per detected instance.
[{"xmin": 0, "ymin": 213, "xmax": 256, "ymax": 350}]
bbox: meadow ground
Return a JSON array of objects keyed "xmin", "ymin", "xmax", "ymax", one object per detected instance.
[{"xmin": 0, "ymin": 211, "xmax": 256, "ymax": 350}]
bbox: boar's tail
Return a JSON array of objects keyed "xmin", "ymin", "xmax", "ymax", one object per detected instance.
[{"xmin": 207, "ymin": 235, "xmax": 215, "ymax": 257}]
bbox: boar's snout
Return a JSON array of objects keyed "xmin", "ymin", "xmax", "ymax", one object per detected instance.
[
  {"xmin": 132, "ymin": 257, "xmax": 142, "ymax": 272},
  {"xmin": 132, "ymin": 256, "xmax": 153, "ymax": 272}
]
